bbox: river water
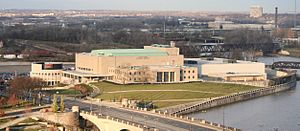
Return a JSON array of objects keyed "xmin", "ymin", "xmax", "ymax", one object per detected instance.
[{"xmin": 189, "ymin": 56, "xmax": 300, "ymax": 131}]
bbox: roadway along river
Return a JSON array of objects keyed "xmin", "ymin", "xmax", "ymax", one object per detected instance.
[{"xmin": 189, "ymin": 56, "xmax": 300, "ymax": 131}]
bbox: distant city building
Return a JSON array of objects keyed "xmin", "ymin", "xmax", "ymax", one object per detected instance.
[
  {"xmin": 250, "ymin": 6, "xmax": 263, "ymax": 18},
  {"xmin": 31, "ymin": 12, "xmax": 55, "ymax": 17}
]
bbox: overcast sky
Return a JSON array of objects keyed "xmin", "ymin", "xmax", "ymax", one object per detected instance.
[{"xmin": 0, "ymin": 0, "xmax": 298, "ymax": 13}]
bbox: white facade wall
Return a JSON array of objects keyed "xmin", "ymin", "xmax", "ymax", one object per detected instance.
[{"xmin": 201, "ymin": 63, "xmax": 265, "ymax": 76}]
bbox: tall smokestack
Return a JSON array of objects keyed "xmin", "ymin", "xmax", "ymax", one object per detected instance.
[{"xmin": 275, "ymin": 7, "xmax": 278, "ymax": 28}]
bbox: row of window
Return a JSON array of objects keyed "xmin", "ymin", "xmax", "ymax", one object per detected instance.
[
  {"xmin": 114, "ymin": 75, "xmax": 145, "ymax": 81},
  {"xmin": 129, "ymin": 72, "xmax": 145, "ymax": 75},
  {"xmin": 184, "ymin": 76, "xmax": 195, "ymax": 79},
  {"xmin": 46, "ymin": 81, "xmax": 60, "ymax": 86},
  {"xmin": 78, "ymin": 67, "xmax": 93, "ymax": 71},
  {"xmin": 112, "ymin": 69, "xmax": 146, "ymax": 76},
  {"xmin": 32, "ymin": 72, "xmax": 61, "ymax": 76},
  {"xmin": 182, "ymin": 70, "xmax": 195, "ymax": 74}
]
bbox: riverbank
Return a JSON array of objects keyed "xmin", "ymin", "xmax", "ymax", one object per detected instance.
[
  {"xmin": 190, "ymin": 55, "xmax": 300, "ymax": 130},
  {"xmin": 163, "ymin": 73, "xmax": 296, "ymax": 115}
]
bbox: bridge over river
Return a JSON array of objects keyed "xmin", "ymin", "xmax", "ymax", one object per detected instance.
[
  {"xmin": 271, "ymin": 61, "xmax": 300, "ymax": 69},
  {"xmin": 176, "ymin": 42, "xmax": 280, "ymax": 58},
  {"xmin": 64, "ymin": 98, "xmax": 239, "ymax": 131}
]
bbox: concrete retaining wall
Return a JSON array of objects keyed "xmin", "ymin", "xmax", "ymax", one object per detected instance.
[{"xmin": 172, "ymin": 74, "xmax": 297, "ymax": 115}]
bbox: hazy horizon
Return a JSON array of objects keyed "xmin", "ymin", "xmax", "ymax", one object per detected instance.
[{"xmin": 0, "ymin": 0, "xmax": 298, "ymax": 13}]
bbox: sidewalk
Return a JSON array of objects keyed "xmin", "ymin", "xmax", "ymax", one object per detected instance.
[
  {"xmin": 1, "ymin": 105, "xmax": 51, "ymax": 121},
  {"xmin": 41, "ymin": 84, "xmax": 74, "ymax": 90}
]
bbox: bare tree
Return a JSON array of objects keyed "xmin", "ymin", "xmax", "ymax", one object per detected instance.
[
  {"xmin": 138, "ymin": 66, "xmax": 155, "ymax": 83},
  {"xmin": 224, "ymin": 29, "xmax": 272, "ymax": 45},
  {"xmin": 7, "ymin": 94, "xmax": 18, "ymax": 106}
]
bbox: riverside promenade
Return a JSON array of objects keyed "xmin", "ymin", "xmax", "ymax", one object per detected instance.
[{"xmin": 163, "ymin": 72, "xmax": 297, "ymax": 115}]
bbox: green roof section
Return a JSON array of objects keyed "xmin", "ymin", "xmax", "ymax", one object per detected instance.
[{"xmin": 90, "ymin": 49, "xmax": 168, "ymax": 56}]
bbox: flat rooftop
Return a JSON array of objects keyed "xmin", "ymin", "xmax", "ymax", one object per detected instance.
[
  {"xmin": 34, "ymin": 62, "xmax": 63, "ymax": 65},
  {"xmin": 63, "ymin": 70, "xmax": 112, "ymax": 77},
  {"xmin": 184, "ymin": 58, "xmax": 259, "ymax": 64},
  {"xmin": 90, "ymin": 49, "xmax": 168, "ymax": 57}
]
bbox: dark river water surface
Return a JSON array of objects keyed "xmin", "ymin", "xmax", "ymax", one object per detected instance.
[{"xmin": 189, "ymin": 56, "xmax": 300, "ymax": 131}]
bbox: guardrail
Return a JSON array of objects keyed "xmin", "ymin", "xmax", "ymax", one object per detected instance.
[{"xmin": 120, "ymin": 104, "xmax": 240, "ymax": 131}]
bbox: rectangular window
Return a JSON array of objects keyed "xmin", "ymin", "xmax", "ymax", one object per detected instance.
[
  {"xmin": 170, "ymin": 72, "xmax": 175, "ymax": 82},
  {"xmin": 157, "ymin": 72, "xmax": 162, "ymax": 82},
  {"xmin": 164, "ymin": 72, "xmax": 169, "ymax": 82}
]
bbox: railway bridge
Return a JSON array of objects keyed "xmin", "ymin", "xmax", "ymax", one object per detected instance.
[
  {"xmin": 176, "ymin": 43, "xmax": 280, "ymax": 58},
  {"xmin": 271, "ymin": 61, "xmax": 300, "ymax": 69}
]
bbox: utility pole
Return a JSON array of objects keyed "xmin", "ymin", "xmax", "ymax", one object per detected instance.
[
  {"xmin": 163, "ymin": 16, "xmax": 166, "ymax": 43},
  {"xmin": 294, "ymin": 0, "xmax": 297, "ymax": 28},
  {"xmin": 90, "ymin": 99, "xmax": 93, "ymax": 112}
]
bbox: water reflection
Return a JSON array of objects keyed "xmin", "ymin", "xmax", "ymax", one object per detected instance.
[{"xmin": 189, "ymin": 56, "xmax": 300, "ymax": 130}]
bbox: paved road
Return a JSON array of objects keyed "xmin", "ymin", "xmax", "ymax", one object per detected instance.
[
  {"xmin": 0, "ymin": 115, "xmax": 32, "ymax": 129},
  {"xmin": 64, "ymin": 99, "xmax": 214, "ymax": 131},
  {"xmin": 2, "ymin": 105, "xmax": 51, "ymax": 119}
]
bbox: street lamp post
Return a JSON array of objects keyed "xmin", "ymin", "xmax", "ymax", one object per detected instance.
[
  {"xmin": 55, "ymin": 91, "xmax": 59, "ymax": 129},
  {"xmin": 222, "ymin": 106, "xmax": 225, "ymax": 131},
  {"xmin": 90, "ymin": 99, "xmax": 93, "ymax": 112},
  {"xmin": 144, "ymin": 116, "xmax": 148, "ymax": 129}
]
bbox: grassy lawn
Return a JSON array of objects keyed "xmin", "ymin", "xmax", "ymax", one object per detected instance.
[
  {"xmin": 93, "ymin": 82, "xmax": 261, "ymax": 108},
  {"xmin": 285, "ymin": 48, "xmax": 300, "ymax": 58},
  {"xmin": 98, "ymin": 91, "xmax": 220, "ymax": 101}
]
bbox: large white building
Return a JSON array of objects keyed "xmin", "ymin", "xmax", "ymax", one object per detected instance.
[
  {"xmin": 30, "ymin": 42, "xmax": 198, "ymax": 85},
  {"xmin": 184, "ymin": 58, "xmax": 266, "ymax": 82},
  {"xmin": 250, "ymin": 6, "xmax": 263, "ymax": 18}
]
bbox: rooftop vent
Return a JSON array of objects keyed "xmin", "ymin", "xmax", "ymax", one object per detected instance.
[{"xmin": 170, "ymin": 41, "xmax": 176, "ymax": 47}]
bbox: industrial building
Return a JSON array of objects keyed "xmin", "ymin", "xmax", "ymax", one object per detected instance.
[{"xmin": 184, "ymin": 58, "xmax": 266, "ymax": 82}]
